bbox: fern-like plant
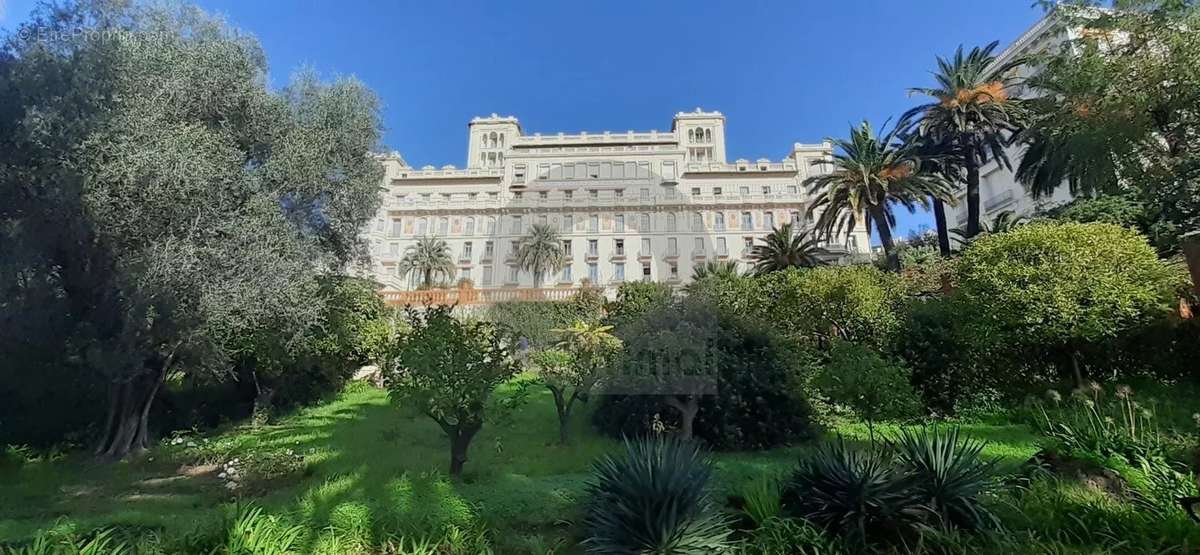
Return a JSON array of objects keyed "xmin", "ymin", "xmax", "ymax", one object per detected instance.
[
  {"xmin": 582, "ymin": 437, "xmax": 735, "ymax": 554},
  {"xmin": 892, "ymin": 427, "xmax": 1001, "ymax": 531},
  {"xmin": 1, "ymin": 529, "xmax": 129, "ymax": 555}
]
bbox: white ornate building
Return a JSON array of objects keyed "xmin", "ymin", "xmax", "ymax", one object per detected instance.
[{"xmin": 363, "ymin": 109, "xmax": 870, "ymax": 295}]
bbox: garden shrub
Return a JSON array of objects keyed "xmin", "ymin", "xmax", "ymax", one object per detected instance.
[
  {"xmin": 740, "ymin": 517, "xmax": 845, "ymax": 555},
  {"xmin": 592, "ymin": 298, "xmax": 818, "ymax": 450},
  {"xmin": 892, "ymin": 427, "xmax": 1001, "ymax": 531},
  {"xmin": 582, "ymin": 437, "xmax": 734, "ymax": 554},
  {"xmin": 956, "ymin": 222, "xmax": 1178, "ymax": 384},
  {"xmin": 604, "ymin": 281, "xmax": 674, "ymax": 334},
  {"xmin": 817, "ymin": 341, "xmax": 921, "ymax": 438},
  {"xmin": 485, "ymin": 288, "xmax": 605, "ymax": 349},
  {"xmin": 746, "ymin": 266, "xmax": 907, "ymax": 349},
  {"xmin": 893, "ymin": 297, "xmax": 995, "ymax": 415}
]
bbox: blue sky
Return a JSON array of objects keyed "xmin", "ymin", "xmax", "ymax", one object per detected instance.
[{"xmin": 1, "ymin": 0, "xmax": 1045, "ymax": 239}]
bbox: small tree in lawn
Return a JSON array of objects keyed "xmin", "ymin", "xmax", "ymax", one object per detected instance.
[
  {"xmin": 532, "ymin": 322, "xmax": 622, "ymax": 445},
  {"xmin": 385, "ymin": 305, "xmax": 519, "ymax": 477},
  {"xmin": 817, "ymin": 341, "xmax": 921, "ymax": 442}
]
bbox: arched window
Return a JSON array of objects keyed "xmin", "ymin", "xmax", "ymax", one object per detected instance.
[
  {"xmin": 417, "ymin": 217, "xmax": 429, "ymax": 235},
  {"xmin": 438, "ymin": 217, "xmax": 449, "ymax": 235},
  {"xmin": 489, "ymin": 132, "xmax": 498, "ymax": 148},
  {"xmin": 704, "ymin": 128, "xmax": 712, "ymax": 143},
  {"xmin": 715, "ymin": 212, "xmax": 725, "ymax": 230},
  {"xmin": 486, "ymin": 217, "xmax": 497, "ymax": 234},
  {"xmin": 499, "ymin": 133, "xmax": 504, "ymax": 148},
  {"xmin": 666, "ymin": 213, "xmax": 677, "ymax": 232},
  {"xmin": 465, "ymin": 217, "xmax": 476, "ymax": 235},
  {"xmin": 693, "ymin": 212, "xmax": 704, "ymax": 231},
  {"xmin": 688, "ymin": 129, "xmax": 695, "ymax": 142},
  {"xmin": 640, "ymin": 213, "xmax": 651, "ymax": 231}
]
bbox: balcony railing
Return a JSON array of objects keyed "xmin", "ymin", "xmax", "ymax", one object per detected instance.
[
  {"xmin": 383, "ymin": 287, "xmax": 590, "ymax": 307},
  {"xmin": 383, "ymin": 192, "xmax": 807, "ymax": 212}
]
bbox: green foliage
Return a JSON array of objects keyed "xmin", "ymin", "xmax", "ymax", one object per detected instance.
[
  {"xmin": 893, "ymin": 297, "xmax": 993, "ymax": 414},
  {"xmin": 748, "ymin": 223, "xmax": 830, "ymax": 274},
  {"xmin": 485, "ymin": 294, "xmax": 605, "ymax": 350},
  {"xmin": 399, "ymin": 236, "xmax": 456, "ymax": 289},
  {"xmin": 604, "ymin": 281, "xmax": 673, "ymax": 334},
  {"xmin": 582, "ymin": 438, "xmax": 734, "ymax": 554},
  {"xmin": 0, "ymin": 0, "xmax": 384, "ymax": 456},
  {"xmin": 782, "ymin": 439, "xmax": 924, "ymax": 547},
  {"xmin": 594, "ymin": 298, "xmax": 818, "ymax": 450},
  {"xmin": 1016, "ymin": 3, "xmax": 1200, "ymax": 253},
  {"xmin": 740, "ymin": 517, "xmax": 844, "ymax": 555},
  {"xmin": 892, "ymin": 427, "xmax": 1001, "ymax": 531},
  {"xmin": 739, "ymin": 476, "xmax": 783, "ymax": 528},
  {"xmin": 1046, "ymin": 193, "xmax": 1148, "ymax": 230},
  {"xmin": 956, "ymin": 222, "xmax": 1176, "ymax": 370},
  {"xmin": 817, "ymin": 342, "xmax": 921, "ymax": 436},
  {"xmin": 0, "ymin": 529, "xmax": 130, "ymax": 555},
  {"xmin": 741, "ymin": 266, "xmax": 907, "ymax": 348},
  {"xmin": 221, "ymin": 503, "xmax": 306, "ymax": 555},
  {"xmin": 385, "ymin": 305, "xmax": 521, "ymax": 476},
  {"xmin": 515, "ymin": 223, "xmax": 566, "ymax": 286},
  {"xmin": 533, "ymin": 321, "xmax": 622, "ymax": 444}
]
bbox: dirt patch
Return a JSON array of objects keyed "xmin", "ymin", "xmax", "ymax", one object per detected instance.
[
  {"xmin": 177, "ymin": 463, "xmax": 220, "ymax": 478},
  {"xmin": 1025, "ymin": 449, "xmax": 1132, "ymax": 500}
]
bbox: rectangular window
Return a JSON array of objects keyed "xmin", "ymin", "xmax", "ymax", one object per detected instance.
[
  {"xmin": 589, "ymin": 189, "xmax": 599, "ymax": 199},
  {"xmin": 717, "ymin": 237, "xmax": 728, "ymax": 255},
  {"xmin": 614, "ymin": 214, "xmax": 625, "ymax": 233},
  {"xmin": 640, "ymin": 213, "xmax": 651, "ymax": 231},
  {"xmin": 511, "ymin": 216, "xmax": 522, "ymax": 234},
  {"xmin": 588, "ymin": 239, "xmax": 598, "ymax": 256},
  {"xmin": 465, "ymin": 218, "xmax": 476, "ymax": 235},
  {"xmin": 790, "ymin": 211, "xmax": 801, "ymax": 225},
  {"xmin": 390, "ymin": 219, "xmax": 403, "ymax": 237},
  {"xmin": 588, "ymin": 262, "xmax": 599, "ymax": 283},
  {"xmin": 741, "ymin": 212, "xmax": 753, "ymax": 229},
  {"xmin": 694, "ymin": 237, "xmax": 704, "ymax": 254},
  {"xmin": 564, "ymin": 189, "xmax": 574, "ymax": 200},
  {"xmin": 417, "ymin": 218, "xmax": 429, "ymax": 235},
  {"xmin": 589, "ymin": 214, "xmax": 599, "ymax": 232},
  {"xmin": 462, "ymin": 242, "xmax": 473, "ymax": 259},
  {"xmin": 669, "ymin": 262, "xmax": 679, "ymax": 280},
  {"xmin": 461, "ymin": 267, "xmax": 471, "ymax": 283},
  {"xmin": 484, "ymin": 241, "xmax": 494, "ymax": 259},
  {"xmin": 510, "ymin": 240, "xmax": 520, "ymax": 257},
  {"xmin": 663, "ymin": 161, "xmax": 677, "ymax": 180},
  {"xmin": 715, "ymin": 213, "xmax": 726, "ymax": 231},
  {"xmin": 537, "ymin": 214, "xmax": 548, "ymax": 227},
  {"xmin": 508, "ymin": 265, "xmax": 520, "ymax": 283},
  {"xmin": 488, "ymin": 192, "xmax": 499, "ymax": 200},
  {"xmin": 614, "ymin": 189, "xmax": 624, "ymax": 198},
  {"xmin": 641, "ymin": 238, "xmax": 651, "ymax": 256},
  {"xmin": 668, "ymin": 237, "xmax": 678, "ymax": 256},
  {"xmin": 514, "ymin": 165, "xmax": 527, "ymax": 183},
  {"xmin": 642, "ymin": 263, "xmax": 652, "ymax": 282},
  {"xmin": 562, "ymin": 239, "xmax": 572, "ymax": 257},
  {"xmin": 764, "ymin": 212, "xmax": 775, "ymax": 229},
  {"xmin": 442, "ymin": 193, "xmax": 452, "ymax": 202},
  {"xmin": 538, "ymin": 191, "xmax": 548, "ymax": 200},
  {"xmin": 563, "ymin": 214, "xmax": 574, "ymax": 232},
  {"xmin": 614, "ymin": 263, "xmax": 625, "ymax": 282},
  {"xmin": 614, "ymin": 239, "xmax": 625, "ymax": 256},
  {"xmin": 640, "ymin": 188, "xmax": 650, "ymax": 200},
  {"xmin": 739, "ymin": 186, "xmax": 750, "ymax": 195},
  {"xmin": 482, "ymin": 265, "xmax": 493, "ymax": 286},
  {"xmin": 561, "ymin": 264, "xmax": 573, "ymax": 283},
  {"xmin": 743, "ymin": 237, "xmax": 753, "ymax": 249},
  {"xmin": 388, "ymin": 243, "xmax": 399, "ymax": 257},
  {"xmin": 713, "ymin": 187, "xmax": 722, "ymax": 196},
  {"xmin": 486, "ymin": 218, "xmax": 497, "ymax": 234},
  {"xmin": 787, "ymin": 185, "xmax": 799, "ymax": 195},
  {"xmin": 438, "ymin": 217, "xmax": 449, "ymax": 235},
  {"xmin": 693, "ymin": 213, "xmax": 704, "ymax": 231},
  {"xmin": 762, "ymin": 185, "xmax": 771, "ymax": 195},
  {"xmin": 691, "ymin": 187, "xmax": 701, "ymax": 196}
]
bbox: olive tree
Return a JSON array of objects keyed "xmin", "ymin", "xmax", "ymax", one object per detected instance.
[
  {"xmin": 0, "ymin": 1, "xmax": 383, "ymax": 458},
  {"xmin": 385, "ymin": 306, "xmax": 520, "ymax": 477}
]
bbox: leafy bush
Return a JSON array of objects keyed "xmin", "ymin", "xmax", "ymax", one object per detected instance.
[
  {"xmin": 956, "ymin": 222, "xmax": 1177, "ymax": 383},
  {"xmin": 781, "ymin": 438, "xmax": 924, "ymax": 546},
  {"xmin": 892, "ymin": 298, "xmax": 994, "ymax": 414},
  {"xmin": 605, "ymin": 281, "xmax": 674, "ymax": 334},
  {"xmin": 592, "ymin": 299, "xmax": 818, "ymax": 450},
  {"xmin": 817, "ymin": 341, "xmax": 921, "ymax": 438},
  {"xmin": 582, "ymin": 438, "xmax": 734, "ymax": 554},
  {"xmin": 747, "ymin": 266, "xmax": 908, "ymax": 349},
  {"xmin": 0, "ymin": 529, "xmax": 130, "ymax": 555},
  {"xmin": 893, "ymin": 427, "xmax": 1001, "ymax": 531},
  {"xmin": 485, "ymin": 289, "xmax": 605, "ymax": 349}
]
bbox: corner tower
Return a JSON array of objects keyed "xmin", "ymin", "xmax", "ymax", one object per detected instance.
[
  {"xmin": 672, "ymin": 108, "xmax": 726, "ymax": 164},
  {"xmin": 467, "ymin": 114, "xmax": 521, "ymax": 169}
]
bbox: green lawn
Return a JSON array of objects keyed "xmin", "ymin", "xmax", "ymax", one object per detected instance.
[{"xmin": 0, "ymin": 383, "xmax": 1044, "ymax": 551}]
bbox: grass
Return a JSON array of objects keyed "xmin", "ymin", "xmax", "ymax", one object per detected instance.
[{"xmin": 5, "ymin": 380, "xmax": 1186, "ymax": 553}]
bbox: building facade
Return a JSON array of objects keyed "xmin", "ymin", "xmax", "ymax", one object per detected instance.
[{"xmin": 363, "ymin": 109, "xmax": 870, "ymax": 293}]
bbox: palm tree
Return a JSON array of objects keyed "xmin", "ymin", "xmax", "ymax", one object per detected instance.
[
  {"xmin": 900, "ymin": 130, "xmax": 961, "ymax": 257},
  {"xmin": 399, "ymin": 235, "xmax": 455, "ymax": 289},
  {"xmin": 949, "ymin": 210, "xmax": 1026, "ymax": 244},
  {"xmin": 904, "ymin": 41, "xmax": 1025, "ymax": 239},
  {"xmin": 805, "ymin": 120, "xmax": 955, "ymax": 270},
  {"xmin": 748, "ymin": 223, "xmax": 830, "ymax": 275},
  {"xmin": 690, "ymin": 259, "xmax": 741, "ymax": 281},
  {"xmin": 515, "ymin": 223, "xmax": 566, "ymax": 286}
]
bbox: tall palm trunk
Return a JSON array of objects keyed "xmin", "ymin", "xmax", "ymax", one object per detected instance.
[
  {"xmin": 870, "ymin": 207, "xmax": 899, "ymax": 270},
  {"xmin": 964, "ymin": 150, "xmax": 981, "ymax": 238},
  {"xmin": 932, "ymin": 197, "xmax": 951, "ymax": 256}
]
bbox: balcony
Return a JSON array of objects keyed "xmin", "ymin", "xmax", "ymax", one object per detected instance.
[
  {"xmin": 692, "ymin": 250, "xmax": 707, "ymax": 260},
  {"xmin": 382, "ymin": 287, "xmax": 591, "ymax": 307},
  {"xmin": 383, "ymin": 191, "xmax": 809, "ymax": 213}
]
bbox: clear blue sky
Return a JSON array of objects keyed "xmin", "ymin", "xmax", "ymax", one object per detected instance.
[{"xmin": 1, "ymin": 0, "xmax": 1045, "ymax": 240}]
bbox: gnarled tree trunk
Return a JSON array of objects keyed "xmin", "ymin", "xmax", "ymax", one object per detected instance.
[{"xmin": 95, "ymin": 357, "xmax": 169, "ymax": 461}]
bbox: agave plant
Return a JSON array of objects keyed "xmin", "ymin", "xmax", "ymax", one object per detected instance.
[
  {"xmin": 582, "ymin": 437, "xmax": 735, "ymax": 554},
  {"xmin": 891, "ymin": 427, "xmax": 1001, "ymax": 531},
  {"xmin": 781, "ymin": 438, "xmax": 925, "ymax": 547}
]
